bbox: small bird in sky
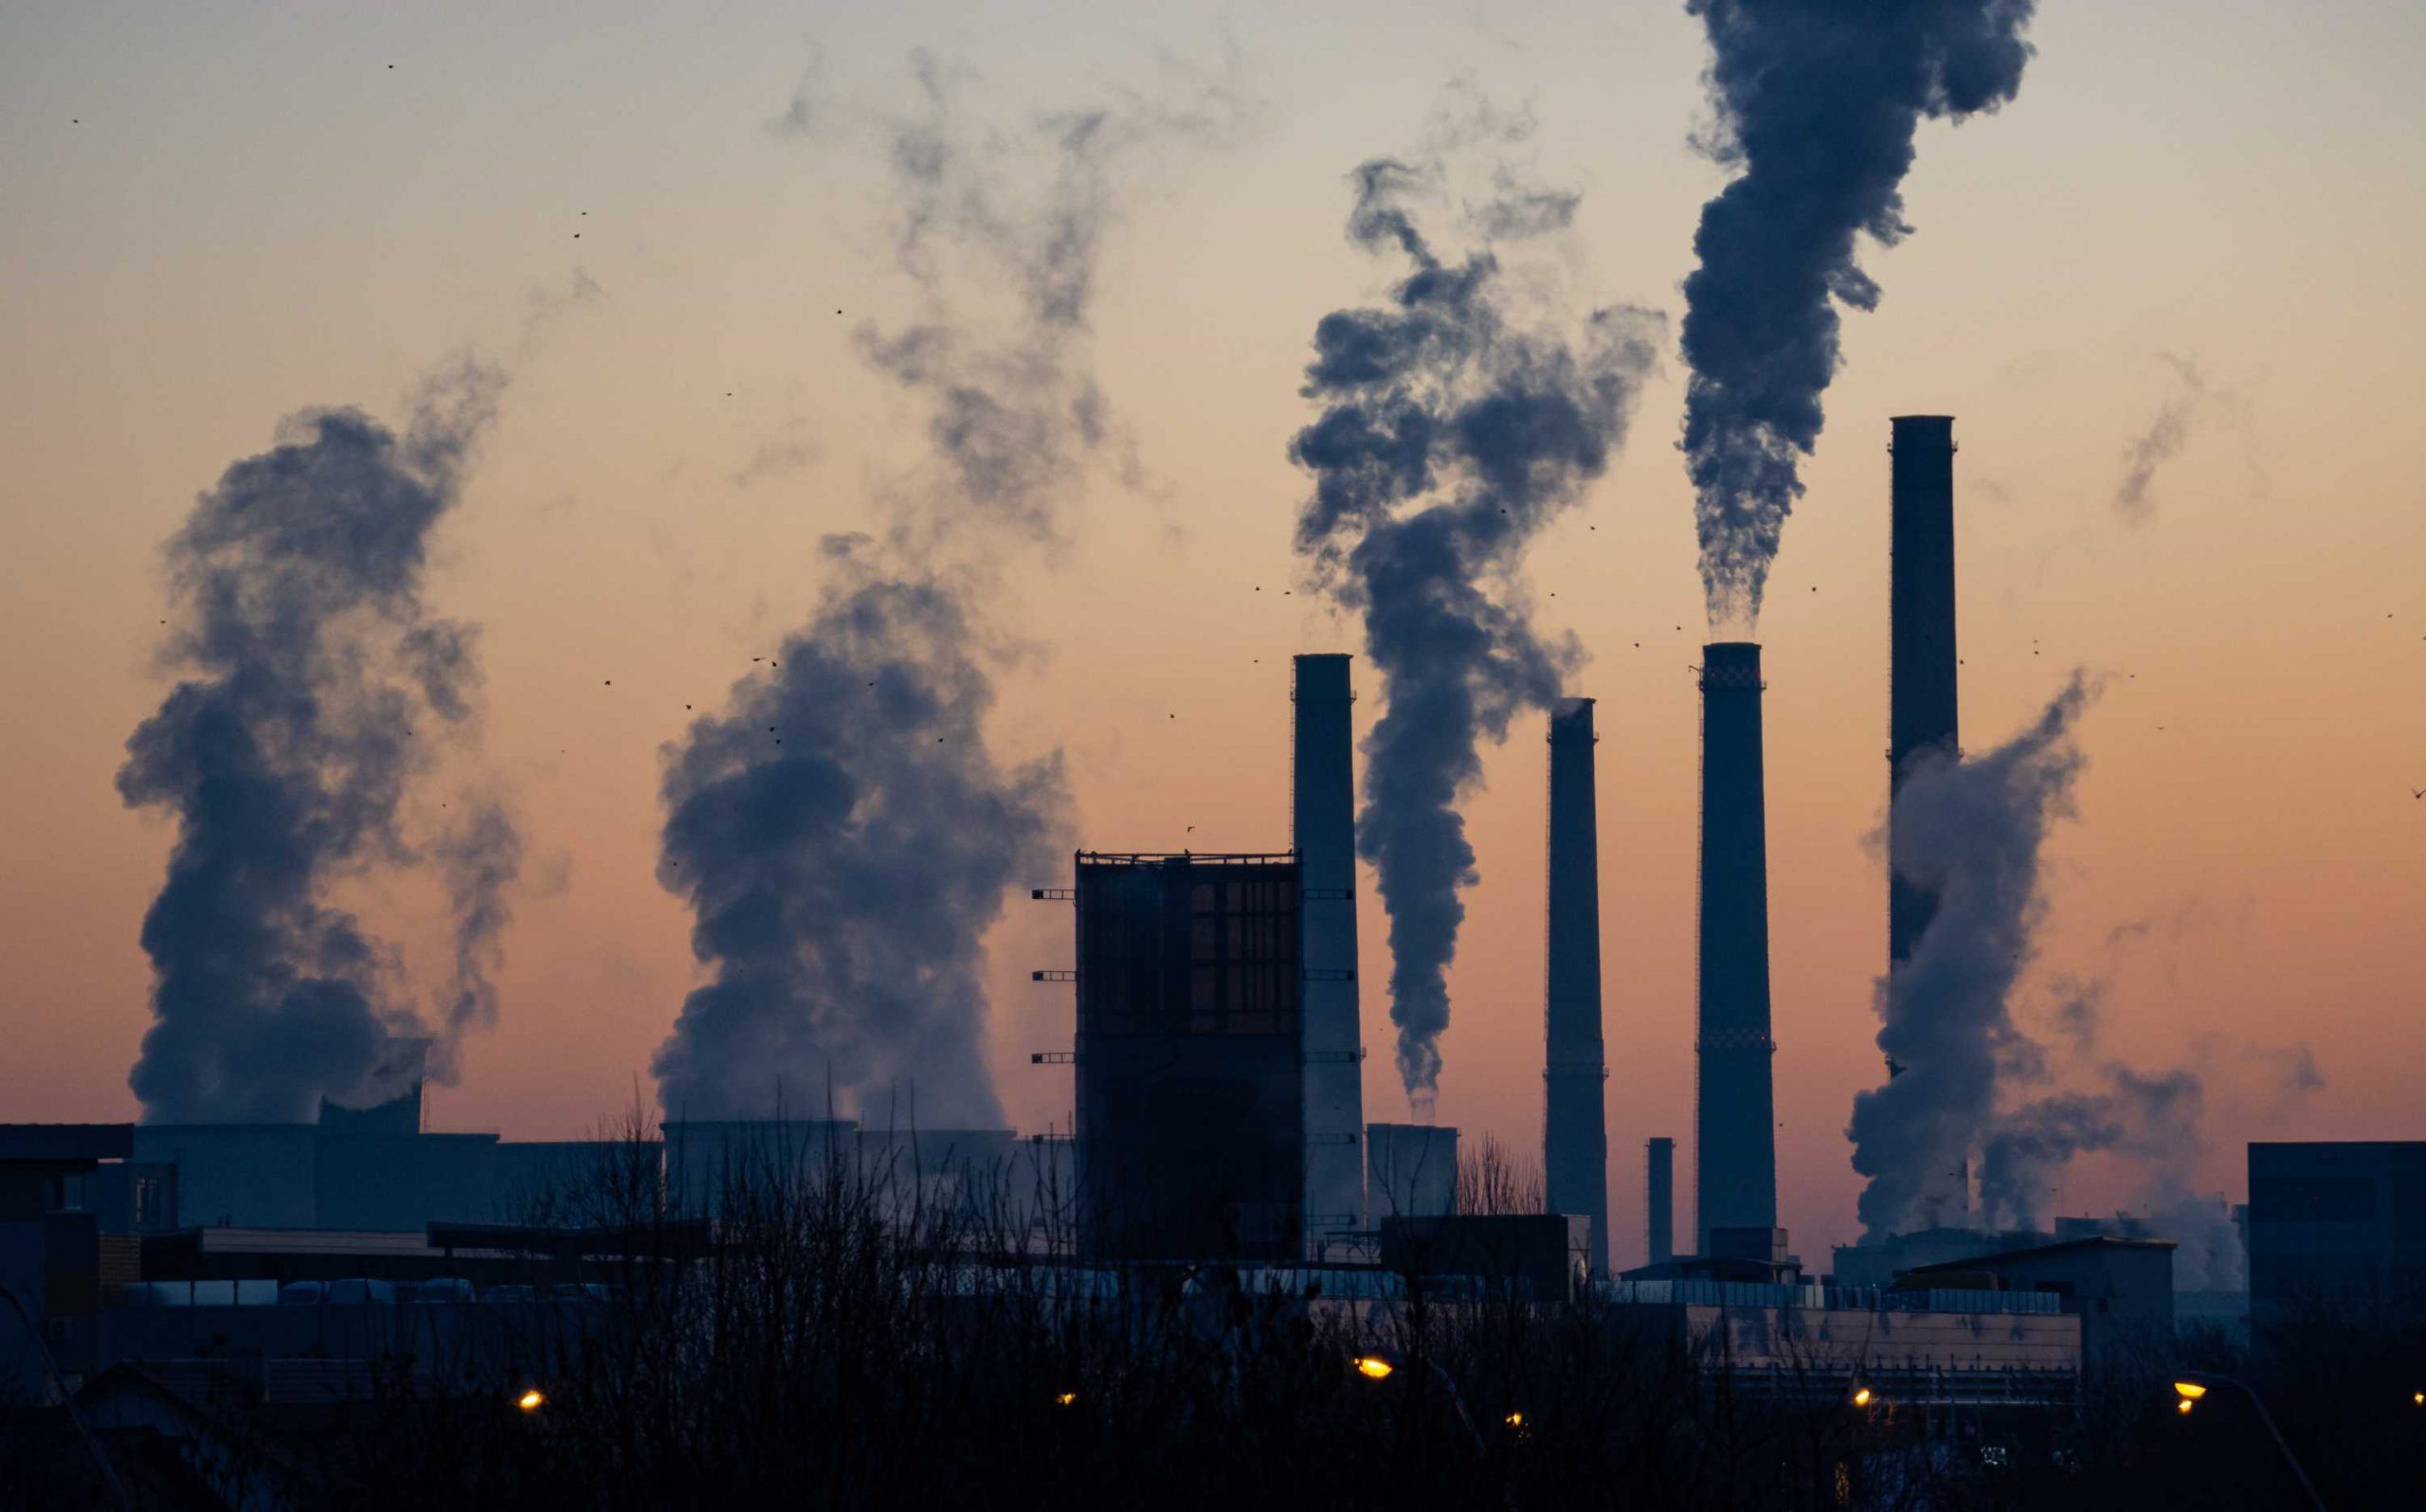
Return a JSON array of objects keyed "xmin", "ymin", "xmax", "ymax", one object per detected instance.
[
  {"xmin": 2411, "ymin": 788, "xmax": 2423, "ymax": 801},
  {"xmin": 604, "ymin": 679, "xmax": 612, "ymax": 686}
]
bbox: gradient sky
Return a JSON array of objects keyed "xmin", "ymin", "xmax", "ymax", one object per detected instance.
[{"xmin": 3, "ymin": 0, "xmax": 2420, "ymax": 1266}]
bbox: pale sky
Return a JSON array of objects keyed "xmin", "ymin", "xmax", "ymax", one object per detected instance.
[{"xmin": 3, "ymin": 0, "xmax": 2421, "ymax": 1264}]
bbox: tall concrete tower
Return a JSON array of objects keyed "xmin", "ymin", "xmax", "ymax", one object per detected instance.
[
  {"xmin": 1544, "ymin": 698, "xmax": 1610, "ymax": 1279},
  {"xmin": 1646, "ymin": 1136, "xmax": 1675, "ymax": 1266},
  {"xmin": 1888, "ymin": 415, "xmax": 1968, "ymax": 1227},
  {"xmin": 1294, "ymin": 655, "xmax": 1366, "ymax": 1247},
  {"xmin": 1694, "ymin": 641, "xmax": 1778, "ymax": 1255}
]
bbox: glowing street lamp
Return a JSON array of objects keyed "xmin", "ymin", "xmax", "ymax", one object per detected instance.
[
  {"xmin": 2169, "ymin": 1372, "xmax": 2320, "ymax": 1511},
  {"xmin": 516, "ymin": 1388, "xmax": 546, "ymax": 1413},
  {"xmin": 1054, "ymin": 1392, "xmax": 1078, "ymax": 1407},
  {"xmin": 1354, "ymin": 1355, "xmax": 1396, "ymax": 1381},
  {"xmin": 1850, "ymin": 1385, "xmax": 1873, "ymax": 1409}
]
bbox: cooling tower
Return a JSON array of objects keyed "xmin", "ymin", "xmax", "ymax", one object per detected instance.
[
  {"xmin": 1544, "ymin": 698, "xmax": 1610, "ymax": 1278},
  {"xmin": 1646, "ymin": 1136, "xmax": 1675, "ymax": 1266},
  {"xmin": 1694, "ymin": 641, "xmax": 1778, "ymax": 1252},
  {"xmin": 1889, "ymin": 415, "xmax": 1969, "ymax": 1227},
  {"xmin": 1293, "ymin": 655, "xmax": 1367, "ymax": 1246}
]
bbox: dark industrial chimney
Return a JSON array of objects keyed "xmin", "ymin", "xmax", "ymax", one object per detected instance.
[
  {"xmin": 1888, "ymin": 415, "xmax": 1968, "ymax": 1225},
  {"xmin": 1889, "ymin": 415, "xmax": 1959, "ymax": 960},
  {"xmin": 1544, "ymin": 698, "xmax": 1610, "ymax": 1279},
  {"xmin": 1694, "ymin": 642, "xmax": 1778, "ymax": 1254},
  {"xmin": 1294, "ymin": 655, "xmax": 1366, "ymax": 1246},
  {"xmin": 1646, "ymin": 1136, "xmax": 1675, "ymax": 1265}
]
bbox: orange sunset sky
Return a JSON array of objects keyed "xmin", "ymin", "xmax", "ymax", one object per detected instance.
[{"xmin": 3, "ymin": 0, "xmax": 2421, "ymax": 1265}]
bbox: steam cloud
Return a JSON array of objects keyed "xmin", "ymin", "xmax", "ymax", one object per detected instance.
[
  {"xmin": 1681, "ymin": 0, "xmax": 2037, "ymax": 627},
  {"xmin": 653, "ymin": 53, "xmax": 1241, "ymax": 1125},
  {"xmin": 1291, "ymin": 151, "xmax": 1661, "ymax": 1111},
  {"xmin": 120, "ymin": 360, "xmax": 519, "ymax": 1122},
  {"xmin": 1853, "ymin": 677, "xmax": 2322, "ymax": 1261},
  {"xmin": 2113, "ymin": 352, "xmax": 2233, "ymax": 522},
  {"xmin": 1848, "ymin": 675, "xmax": 2093, "ymax": 1238}
]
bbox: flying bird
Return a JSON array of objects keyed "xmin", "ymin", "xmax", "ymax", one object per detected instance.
[{"xmin": 2411, "ymin": 788, "xmax": 2423, "ymax": 801}]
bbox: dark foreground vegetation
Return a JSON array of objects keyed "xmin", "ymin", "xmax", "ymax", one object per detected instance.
[{"xmin": 7, "ymin": 1121, "xmax": 2421, "ymax": 1510}]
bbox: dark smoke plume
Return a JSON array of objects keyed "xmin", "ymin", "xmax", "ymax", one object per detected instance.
[
  {"xmin": 1848, "ymin": 674, "xmax": 2092, "ymax": 1237},
  {"xmin": 1680, "ymin": 0, "xmax": 2037, "ymax": 627},
  {"xmin": 1292, "ymin": 153, "xmax": 1661, "ymax": 1111},
  {"xmin": 119, "ymin": 360, "xmax": 518, "ymax": 1122},
  {"xmin": 654, "ymin": 54, "xmax": 1241, "ymax": 1124},
  {"xmin": 653, "ymin": 549, "xmax": 1066, "ymax": 1126}
]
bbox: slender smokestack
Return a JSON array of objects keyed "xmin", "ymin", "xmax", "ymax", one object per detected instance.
[
  {"xmin": 1890, "ymin": 415, "xmax": 1959, "ymax": 958},
  {"xmin": 1888, "ymin": 414, "xmax": 1967, "ymax": 1225},
  {"xmin": 1694, "ymin": 641, "xmax": 1777, "ymax": 1251},
  {"xmin": 1646, "ymin": 1136, "xmax": 1675, "ymax": 1266},
  {"xmin": 1544, "ymin": 698, "xmax": 1610, "ymax": 1278},
  {"xmin": 1294, "ymin": 654, "xmax": 1367, "ymax": 1244}
]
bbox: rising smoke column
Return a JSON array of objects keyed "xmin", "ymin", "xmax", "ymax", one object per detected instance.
[
  {"xmin": 653, "ymin": 549, "xmax": 1065, "ymax": 1127},
  {"xmin": 119, "ymin": 361, "xmax": 520, "ymax": 1122},
  {"xmin": 1856, "ymin": 675, "xmax": 2325, "ymax": 1254},
  {"xmin": 1292, "ymin": 158, "xmax": 1661, "ymax": 1110},
  {"xmin": 1681, "ymin": 0, "xmax": 2037, "ymax": 626},
  {"xmin": 1847, "ymin": 674, "xmax": 2093, "ymax": 1237},
  {"xmin": 653, "ymin": 55, "xmax": 1240, "ymax": 1125}
]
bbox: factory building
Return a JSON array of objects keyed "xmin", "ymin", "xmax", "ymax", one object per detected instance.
[
  {"xmin": 1895, "ymin": 1235, "xmax": 2177, "ymax": 1363},
  {"xmin": 1543, "ymin": 698, "xmax": 1611, "ymax": 1279},
  {"xmin": 1071, "ymin": 852, "xmax": 1307, "ymax": 1261},
  {"xmin": 1693, "ymin": 641, "xmax": 1782, "ymax": 1261},
  {"xmin": 1367, "ymin": 1123, "xmax": 1458, "ymax": 1221},
  {"xmin": 125, "ymin": 1082, "xmax": 613, "ymax": 1234},
  {"xmin": 2247, "ymin": 1141, "xmax": 2426, "ymax": 1318}
]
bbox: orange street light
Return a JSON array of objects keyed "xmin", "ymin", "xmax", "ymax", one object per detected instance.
[
  {"xmin": 1054, "ymin": 1392, "xmax": 1077, "ymax": 1407},
  {"xmin": 516, "ymin": 1388, "xmax": 545, "ymax": 1413},
  {"xmin": 2170, "ymin": 1372, "xmax": 2320, "ymax": 1511},
  {"xmin": 1851, "ymin": 1386, "xmax": 1873, "ymax": 1409},
  {"xmin": 1354, "ymin": 1356, "xmax": 1395, "ymax": 1381}
]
